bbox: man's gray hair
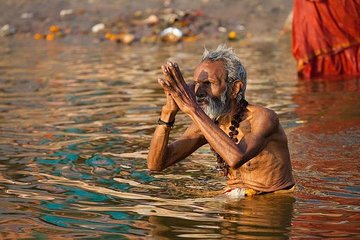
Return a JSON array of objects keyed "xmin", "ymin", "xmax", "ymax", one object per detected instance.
[{"xmin": 202, "ymin": 45, "xmax": 247, "ymax": 102}]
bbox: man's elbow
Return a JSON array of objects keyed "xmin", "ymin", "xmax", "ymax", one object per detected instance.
[
  {"xmin": 147, "ymin": 158, "xmax": 165, "ymax": 172},
  {"xmin": 228, "ymin": 160, "xmax": 238, "ymax": 169},
  {"xmin": 147, "ymin": 164, "xmax": 164, "ymax": 172},
  {"xmin": 227, "ymin": 154, "xmax": 246, "ymax": 169}
]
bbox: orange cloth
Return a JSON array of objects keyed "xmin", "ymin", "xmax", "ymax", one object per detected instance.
[
  {"xmin": 292, "ymin": 0, "xmax": 360, "ymax": 79},
  {"xmin": 224, "ymin": 186, "xmax": 296, "ymax": 197}
]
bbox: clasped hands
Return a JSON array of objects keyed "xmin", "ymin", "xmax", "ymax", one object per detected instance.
[{"xmin": 158, "ymin": 61, "xmax": 197, "ymax": 115}]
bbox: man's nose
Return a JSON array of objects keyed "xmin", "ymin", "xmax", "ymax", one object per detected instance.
[{"xmin": 195, "ymin": 84, "xmax": 206, "ymax": 98}]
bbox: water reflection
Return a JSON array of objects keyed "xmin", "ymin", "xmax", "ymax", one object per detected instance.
[
  {"xmin": 0, "ymin": 38, "xmax": 359, "ymax": 238},
  {"xmin": 149, "ymin": 195, "xmax": 295, "ymax": 239},
  {"xmin": 290, "ymin": 78, "xmax": 360, "ymax": 238},
  {"xmin": 294, "ymin": 79, "xmax": 360, "ymax": 130}
]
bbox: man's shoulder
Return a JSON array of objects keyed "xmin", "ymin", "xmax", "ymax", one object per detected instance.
[
  {"xmin": 248, "ymin": 104, "xmax": 279, "ymax": 122},
  {"xmin": 247, "ymin": 104, "xmax": 279, "ymax": 135}
]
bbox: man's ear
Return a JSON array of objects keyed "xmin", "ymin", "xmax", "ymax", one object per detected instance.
[{"xmin": 231, "ymin": 80, "xmax": 243, "ymax": 99}]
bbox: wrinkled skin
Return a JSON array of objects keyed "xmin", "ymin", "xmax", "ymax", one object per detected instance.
[{"xmin": 147, "ymin": 61, "xmax": 295, "ymax": 192}]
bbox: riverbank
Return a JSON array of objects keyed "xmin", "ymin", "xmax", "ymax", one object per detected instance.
[{"xmin": 0, "ymin": 0, "xmax": 293, "ymax": 44}]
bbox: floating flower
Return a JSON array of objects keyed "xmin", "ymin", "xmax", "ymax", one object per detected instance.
[
  {"xmin": 228, "ymin": 31, "xmax": 237, "ymax": 40},
  {"xmin": 46, "ymin": 33, "xmax": 55, "ymax": 41},
  {"xmin": 34, "ymin": 33, "xmax": 44, "ymax": 40},
  {"xmin": 49, "ymin": 25, "xmax": 60, "ymax": 33},
  {"xmin": 105, "ymin": 32, "xmax": 113, "ymax": 40}
]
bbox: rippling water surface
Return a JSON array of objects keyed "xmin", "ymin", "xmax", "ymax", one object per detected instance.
[{"xmin": 0, "ymin": 38, "xmax": 359, "ymax": 239}]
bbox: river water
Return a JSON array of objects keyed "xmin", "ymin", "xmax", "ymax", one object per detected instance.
[{"xmin": 0, "ymin": 37, "xmax": 359, "ymax": 239}]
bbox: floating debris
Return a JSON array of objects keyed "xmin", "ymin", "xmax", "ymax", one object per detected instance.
[
  {"xmin": 34, "ymin": 25, "xmax": 64, "ymax": 41},
  {"xmin": 10, "ymin": 4, "xmax": 254, "ymax": 45},
  {"xmin": 140, "ymin": 34, "xmax": 159, "ymax": 43},
  {"xmin": 34, "ymin": 33, "xmax": 44, "ymax": 40},
  {"xmin": 21, "ymin": 12, "xmax": 33, "ymax": 19},
  {"xmin": 160, "ymin": 27, "xmax": 182, "ymax": 43},
  {"xmin": 46, "ymin": 33, "xmax": 55, "ymax": 41},
  {"xmin": 182, "ymin": 35, "xmax": 198, "ymax": 42},
  {"xmin": 133, "ymin": 14, "xmax": 159, "ymax": 26},
  {"xmin": 218, "ymin": 26, "xmax": 227, "ymax": 33},
  {"xmin": 91, "ymin": 23, "xmax": 105, "ymax": 33},
  {"xmin": 121, "ymin": 33, "xmax": 135, "ymax": 45},
  {"xmin": 49, "ymin": 25, "xmax": 61, "ymax": 33},
  {"xmin": 60, "ymin": 9, "xmax": 74, "ymax": 17},
  {"xmin": 161, "ymin": 13, "xmax": 179, "ymax": 25},
  {"xmin": 237, "ymin": 24, "xmax": 245, "ymax": 31},
  {"xmin": 228, "ymin": 31, "xmax": 237, "ymax": 41},
  {"xmin": 144, "ymin": 14, "xmax": 159, "ymax": 26},
  {"xmin": 0, "ymin": 24, "xmax": 16, "ymax": 37},
  {"xmin": 105, "ymin": 32, "xmax": 113, "ymax": 40},
  {"xmin": 104, "ymin": 32, "xmax": 135, "ymax": 44}
]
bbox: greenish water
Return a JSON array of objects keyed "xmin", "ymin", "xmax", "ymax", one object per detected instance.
[{"xmin": 0, "ymin": 38, "xmax": 359, "ymax": 239}]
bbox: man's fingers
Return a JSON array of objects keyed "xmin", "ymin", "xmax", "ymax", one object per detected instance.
[
  {"xmin": 161, "ymin": 64, "xmax": 178, "ymax": 88},
  {"xmin": 165, "ymin": 62, "xmax": 177, "ymax": 80},
  {"xmin": 158, "ymin": 77, "xmax": 169, "ymax": 87},
  {"xmin": 166, "ymin": 61, "xmax": 186, "ymax": 90},
  {"xmin": 167, "ymin": 61, "xmax": 180, "ymax": 79},
  {"xmin": 158, "ymin": 78, "xmax": 171, "ymax": 91},
  {"xmin": 173, "ymin": 62, "xmax": 183, "ymax": 79},
  {"xmin": 161, "ymin": 65, "xmax": 167, "ymax": 75}
]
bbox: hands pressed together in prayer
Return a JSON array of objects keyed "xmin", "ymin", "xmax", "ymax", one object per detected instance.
[
  {"xmin": 158, "ymin": 61, "xmax": 197, "ymax": 116},
  {"xmin": 148, "ymin": 46, "xmax": 295, "ymax": 193}
]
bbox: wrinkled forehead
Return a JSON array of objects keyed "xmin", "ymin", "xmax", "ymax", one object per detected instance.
[{"xmin": 194, "ymin": 60, "xmax": 226, "ymax": 81}]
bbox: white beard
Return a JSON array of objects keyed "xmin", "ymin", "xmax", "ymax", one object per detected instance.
[{"xmin": 201, "ymin": 89, "xmax": 230, "ymax": 120}]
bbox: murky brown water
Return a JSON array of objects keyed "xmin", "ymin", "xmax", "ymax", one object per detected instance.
[{"xmin": 0, "ymin": 37, "xmax": 359, "ymax": 239}]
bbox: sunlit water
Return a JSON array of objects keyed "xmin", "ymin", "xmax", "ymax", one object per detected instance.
[{"xmin": 0, "ymin": 37, "xmax": 359, "ymax": 239}]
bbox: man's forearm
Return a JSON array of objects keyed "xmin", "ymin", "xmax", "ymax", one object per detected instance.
[
  {"xmin": 147, "ymin": 108, "xmax": 176, "ymax": 171},
  {"xmin": 189, "ymin": 106, "xmax": 245, "ymax": 168}
]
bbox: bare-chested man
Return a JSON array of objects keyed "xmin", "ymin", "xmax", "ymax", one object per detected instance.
[{"xmin": 148, "ymin": 45, "xmax": 295, "ymax": 197}]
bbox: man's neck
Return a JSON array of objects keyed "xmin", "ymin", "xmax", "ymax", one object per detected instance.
[{"xmin": 218, "ymin": 99, "xmax": 248, "ymax": 127}]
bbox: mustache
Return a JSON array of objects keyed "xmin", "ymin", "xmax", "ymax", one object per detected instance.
[
  {"xmin": 196, "ymin": 94, "xmax": 229, "ymax": 119},
  {"xmin": 196, "ymin": 95, "xmax": 222, "ymax": 104},
  {"xmin": 196, "ymin": 96, "xmax": 208, "ymax": 102}
]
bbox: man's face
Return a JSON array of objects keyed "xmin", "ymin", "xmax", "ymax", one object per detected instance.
[{"xmin": 193, "ymin": 61, "xmax": 230, "ymax": 119}]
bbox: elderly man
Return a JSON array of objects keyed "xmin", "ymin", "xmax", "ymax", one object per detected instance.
[{"xmin": 147, "ymin": 45, "xmax": 295, "ymax": 197}]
